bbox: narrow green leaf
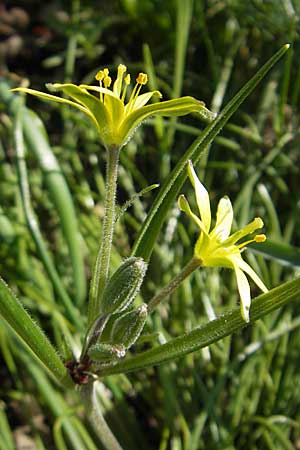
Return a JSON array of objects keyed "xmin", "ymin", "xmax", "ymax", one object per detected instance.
[
  {"xmin": 99, "ymin": 276, "xmax": 300, "ymax": 376},
  {"xmin": 0, "ymin": 277, "xmax": 72, "ymax": 387},
  {"xmin": 132, "ymin": 45, "xmax": 290, "ymax": 261}
]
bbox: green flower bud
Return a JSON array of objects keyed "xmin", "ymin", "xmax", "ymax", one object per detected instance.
[
  {"xmin": 110, "ymin": 303, "xmax": 148, "ymax": 350},
  {"xmin": 99, "ymin": 257, "xmax": 148, "ymax": 315},
  {"xmin": 88, "ymin": 342, "xmax": 126, "ymax": 363}
]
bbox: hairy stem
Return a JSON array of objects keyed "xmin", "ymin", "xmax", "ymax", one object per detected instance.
[
  {"xmin": 148, "ymin": 257, "xmax": 200, "ymax": 313},
  {"xmin": 88, "ymin": 146, "xmax": 120, "ymax": 326},
  {"xmin": 81, "ymin": 382, "xmax": 123, "ymax": 450}
]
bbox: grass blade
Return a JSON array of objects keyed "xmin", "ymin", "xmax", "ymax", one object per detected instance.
[
  {"xmin": 99, "ymin": 276, "xmax": 300, "ymax": 375},
  {"xmin": 132, "ymin": 45, "xmax": 290, "ymax": 261},
  {"xmin": 0, "ymin": 277, "xmax": 72, "ymax": 387}
]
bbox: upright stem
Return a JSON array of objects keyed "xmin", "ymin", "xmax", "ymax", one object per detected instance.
[
  {"xmin": 148, "ymin": 257, "xmax": 200, "ymax": 313},
  {"xmin": 81, "ymin": 382, "xmax": 123, "ymax": 450},
  {"xmin": 88, "ymin": 145, "xmax": 120, "ymax": 326}
]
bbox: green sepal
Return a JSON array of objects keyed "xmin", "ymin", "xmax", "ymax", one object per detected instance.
[
  {"xmin": 110, "ymin": 303, "xmax": 148, "ymax": 350},
  {"xmin": 88, "ymin": 342, "xmax": 126, "ymax": 363},
  {"xmin": 99, "ymin": 257, "xmax": 148, "ymax": 315}
]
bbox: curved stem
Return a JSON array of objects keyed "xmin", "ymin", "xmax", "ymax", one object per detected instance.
[
  {"xmin": 88, "ymin": 146, "xmax": 120, "ymax": 326},
  {"xmin": 81, "ymin": 382, "xmax": 123, "ymax": 450},
  {"xmin": 148, "ymin": 257, "xmax": 200, "ymax": 313}
]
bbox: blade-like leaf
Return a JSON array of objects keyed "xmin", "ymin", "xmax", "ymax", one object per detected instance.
[
  {"xmin": 99, "ymin": 276, "xmax": 300, "ymax": 376},
  {"xmin": 0, "ymin": 277, "xmax": 72, "ymax": 387},
  {"xmin": 132, "ymin": 45, "xmax": 290, "ymax": 261}
]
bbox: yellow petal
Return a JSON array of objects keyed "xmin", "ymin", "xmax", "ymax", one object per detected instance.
[
  {"xmin": 47, "ymin": 84, "xmax": 112, "ymax": 142},
  {"xmin": 125, "ymin": 91, "xmax": 162, "ymax": 113},
  {"xmin": 79, "ymin": 84, "xmax": 119, "ymax": 99},
  {"xmin": 210, "ymin": 196, "xmax": 233, "ymax": 242},
  {"xmin": 178, "ymin": 195, "xmax": 207, "ymax": 233},
  {"xmin": 232, "ymin": 255, "xmax": 268, "ymax": 293},
  {"xmin": 104, "ymin": 93, "xmax": 125, "ymax": 127},
  {"xmin": 10, "ymin": 87, "xmax": 99, "ymax": 131},
  {"xmin": 234, "ymin": 266, "xmax": 251, "ymax": 322},
  {"xmin": 187, "ymin": 161, "xmax": 211, "ymax": 232}
]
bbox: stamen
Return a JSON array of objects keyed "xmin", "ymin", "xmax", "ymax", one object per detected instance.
[
  {"xmin": 236, "ymin": 238, "xmax": 256, "ymax": 249},
  {"xmin": 95, "ymin": 68, "xmax": 109, "ymax": 102},
  {"xmin": 121, "ymin": 74, "xmax": 131, "ymax": 102},
  {"xmin": 95, "ymin": 68, "xmax": 109, "ymax": 81},
  {"xmin": 128, "ymin": 72, "xmax": 148, "ymax": 106},
  {"xmin": 104, "ymin": 76, "xmax": 112, "ymax": 88},
  {"xmin": 135, "ymin": 73, "xmax": 148, "ymax": 98},
  {"xmin": 136, "ymin": 73, "xmax": 148, "ymax": 85},
  {"xmin": 114, "ymin": 64, "xmax": 127, "ymax": 97},
  {"xmin": 95, "ymin": 70, "xmax": 104, "ymax": 81},
  {"xmin": 254, "ymin": 234, "xmax": 266, "ymax": 243},
  {"xmin": 236, "ymin": 233, "xmax": 266, "ymax": 250}
]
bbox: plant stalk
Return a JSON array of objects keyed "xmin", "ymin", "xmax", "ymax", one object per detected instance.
[
  {"xmin": 81, "ymin": 382, "xmax": 123, "ymax": 450},
  {"xmin": 148, "ymin": 257, "xmax": 200, "ymax": 313},
  {"xmin": 88, "ymin": 145, "xmax": 120, "ymax": 326}
]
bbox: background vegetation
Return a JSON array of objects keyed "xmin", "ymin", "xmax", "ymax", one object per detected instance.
[{"xmin": 1, "ymin": 1, "xmax": 300, "ymax": 449}]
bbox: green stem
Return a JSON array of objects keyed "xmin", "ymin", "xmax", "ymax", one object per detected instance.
[
  {"xmin": 81, "ymin": 382, "xmax": 123, "ymax": 450},
  {"xmin": 88, "ymin": 146, "xmax": 120, "ymax": 326},
  {"xmin": 148, "ymin": 257, "xmax": 200, "ymax": 313}
]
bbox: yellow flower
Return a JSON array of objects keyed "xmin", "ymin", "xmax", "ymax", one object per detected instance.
[
  {"xmin": 178, "ymin": 161, "xmax": 268, "ymax": 322},
  {"xmin": 11, "ymin": 64, "xmax": 216, "ymax": 150}
]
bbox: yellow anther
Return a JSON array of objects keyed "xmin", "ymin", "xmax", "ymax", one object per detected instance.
[
  {"xmin": 136, "ymin": 73, "xmax": 148, "ymax": 85},
  {"xmin": 254, "ymin": 234, "xmax": 266, "ymax": 243},
  {"xmin": 95, "ymin": 68, "xmax": 109, "ymax": 81},
  {"xmin": 104, "ymin": 76, "xmax": 112, "ymax": 88},
  {"xmin": 124, "ymin": 74, "xmax": 131, "ymax": 85},
  {"xmin": 95, "ymin": 70, "xmax": 105, "ymax": 81}
]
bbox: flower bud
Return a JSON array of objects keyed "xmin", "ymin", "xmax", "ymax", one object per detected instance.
[
  {"xmin": 99, "ymin": 257, "xmax": 148, "ymax": 315},
  {"xmin": 88, "ymin": 342, "xmax": 126, "ymax": 363},
  {"xmin": 110, "ymin": 303, "xmax": 148, "ymax": 350}
]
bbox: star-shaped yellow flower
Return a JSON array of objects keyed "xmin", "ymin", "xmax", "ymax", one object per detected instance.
[
  {"xmin": 11, "ymin": 64, "xmax": 216, "ymax": 150},
  {"xmin": 178, "ymin": 161, "xmax": 268, "ymax": 322}
]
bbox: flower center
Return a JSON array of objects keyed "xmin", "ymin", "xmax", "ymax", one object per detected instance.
[{"xmin": 95, "ymin": 64, "xmax": 149, "ymax": 106}]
